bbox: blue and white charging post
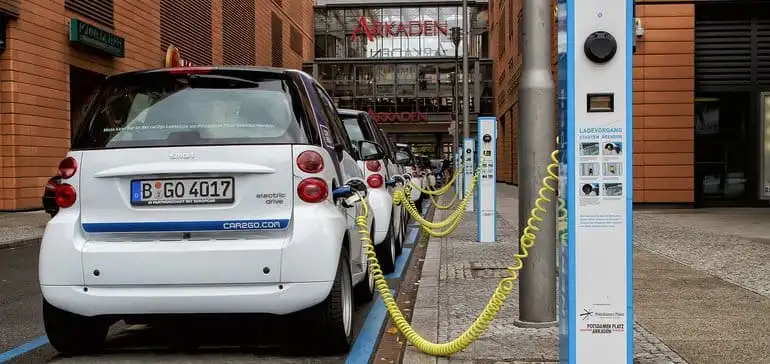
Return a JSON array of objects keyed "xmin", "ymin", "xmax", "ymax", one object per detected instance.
[
  {"xmin": 558, "ymin": 0, "xmax": 633, "ymax": 363},
  {"xmin": 477, "ymin": 117, "xmax": 497, "ymax": 243},
  {"xmin": 463, "ymin": 138, "xmax": 475, "ymax": 212},
  {"xmin": 456, "ymin": 147, "xmax": 463, "ymax": 200}
]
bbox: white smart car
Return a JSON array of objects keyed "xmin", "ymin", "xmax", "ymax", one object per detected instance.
[{"xmin": 39, "ymin": 66, "xmax": 378, "ymax": 355}]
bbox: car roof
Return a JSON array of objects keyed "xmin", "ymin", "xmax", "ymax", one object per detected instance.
[
  {"xmin": 105, "ymin": 66, "xmax": 305, "ymax": 81},
  {"xmin": 336, "ymin": 108, "xmax": 367, "ymax": 117}
]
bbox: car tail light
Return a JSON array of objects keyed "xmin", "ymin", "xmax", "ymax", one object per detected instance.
[
  {"xmin": 57, "ymin": 157, "xmax": 78, "ymax": 179},
  {"xmin": 297, "ymin": 178, "xmax": 328, "ymax": 203},
  {"xmin": 367, "ymin": 174, "xmax": 384, "ymax": 188},
  {"xmin": 297, "ymin": 151, "xmax": 324, "ymax": 174},
  {"xmin": 54, "ymin": 183, "xmax": 77, "ymax": 208},
  {"xmin": 365, "ymin": 160, "xmax": 381, "ymax": 172},
  {"xmin": 168, "ymin": 67, "xmax": 213, "ymax": 75}
]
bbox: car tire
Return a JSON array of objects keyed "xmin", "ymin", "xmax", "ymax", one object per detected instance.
[
  {"xmin": 43, "ymin": 299, "xmax": 110, "ymax": 355},
  {"xmin": 354, "ymin": 229, "xmax": 376, "ymax": 304},
  {"xmin": 393, "ymin": 209, "xmax": 404, "ymax": 257},
  {"xmin": 292, "ymin": 247, "xmax": 355, "ymax": 355},
  {"xmin": 375, "ymin": 223, "xmax": 397, "ymax": 274}
]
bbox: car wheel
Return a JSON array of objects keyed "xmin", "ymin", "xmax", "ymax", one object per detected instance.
[
  {"xmin": 293, "ymin": 247, "xmax": 355, "ymax": 354},
  {"xmin": 375, "ymin": 223, "xmax": 397, "ymax": 274},
  {"xmin": 43, "ymin": 299, "xmax": 110, "ymax": 354},
  {"xmin": 354, "ymin": 229, "xmax": 376, "ymax": 303}
]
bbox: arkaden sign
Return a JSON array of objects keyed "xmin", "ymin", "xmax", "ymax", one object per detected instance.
[
  {"xmin": 351, "ymin": 17, "xmax": 449, "ymax": 41},
  {"xmin": 368, "ymin": 108, "xmax": 427, "ymax": 123}
]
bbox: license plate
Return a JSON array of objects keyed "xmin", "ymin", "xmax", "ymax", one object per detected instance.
[{"xmin": 130, "ymin": 177, "xmax": 235, "ymax": 206}]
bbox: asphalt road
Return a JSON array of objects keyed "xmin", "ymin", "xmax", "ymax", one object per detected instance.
[{"xmin": 0, "ymin": 220, "xmax": 423, "ymax": 364}]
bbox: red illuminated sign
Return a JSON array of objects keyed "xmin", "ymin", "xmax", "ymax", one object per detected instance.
[
  {"xmin": 351, "ymin": 17, "xmax": 449, "ymax": 41},
  {"xmin": 368, "ymin": 108, "xmax": 428, "ymax": 123}
]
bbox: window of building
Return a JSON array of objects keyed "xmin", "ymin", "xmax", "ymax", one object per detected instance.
[
  {"xmin": 223, "ymin": 0, "xmax": 256, "ymax": 65},
  {"xmin": 397, "ymin": 64, "xmax": 417, "ymax": 97},
  {"xmin": 417, "ymin": 64, "xmax": 438, "ymax": 98},
  {"xmin": 160, "ymin": 0, "xmax": 212, "ymax": 65},
  {"xmin": 290, "ymin": 26, "xmax": 303, "ymax": 56},
  {"xmin": 355, "ymin": 65, "xmax": 374, "ymax": 97},
  {"xmin": 66, "ymin": 0, "xmax": 113, "ymax": 27},
  {"xmin": 333, "ymin": 64, "xmax": 354, "ymax": 97},
  {"xmin": 271, "ymin": 12, "xmax": 283, "ymax": 67},
  {"xmin": 376, "ymin": 64, "xmax": 395, "ymax": 96}
]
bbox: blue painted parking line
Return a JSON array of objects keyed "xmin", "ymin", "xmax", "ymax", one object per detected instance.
[
  {"xmin": 385, "ymin": 248, "xmax": 411, "ymax": 280},
  {"xmin": 0, "ymin": 336, "xmax": 48, "ymax": 363},
  {"xmin": 345, "ymin": 289, "xmax": 395, "ymax": 364},
  {"xmin": 404, "ymin": 227, "xmax": 418, "ymax": 246}
]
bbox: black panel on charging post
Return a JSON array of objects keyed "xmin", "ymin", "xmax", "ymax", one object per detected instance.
[
  {"xmin": 587, "ymin": 93, "xmax": 614, "ymax": 113},
  {"xmin": 584, "ymin": 31, "xmax": 617, "ymax": 63}
]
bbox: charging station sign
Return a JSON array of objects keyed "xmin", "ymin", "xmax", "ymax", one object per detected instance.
[
  {"xmin": 477, "ymin": 117, "xmax": 496, "ymax": 243},
  {"xmin": 560, "ymin": 0, "xmax": 634, "ymax": 363},
  {"xmin": 463, "ymin": 138, "xmax": 475, "ymax": 212}
]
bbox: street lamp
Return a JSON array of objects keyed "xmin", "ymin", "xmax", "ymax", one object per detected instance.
[{"xmin": 450, "ymin": 26, "xmax": 461, "ymax": 169}]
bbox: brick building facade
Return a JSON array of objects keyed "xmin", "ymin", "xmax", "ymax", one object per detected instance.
[
  {"xmin": 489, "ymin": 1, "xmax": 696, "ymax": 204},
  {"xmin": 0, "ymin": 0, "xmax": 314, "ymax": 211}
]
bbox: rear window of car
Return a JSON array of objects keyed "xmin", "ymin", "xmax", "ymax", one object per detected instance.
[
  {"xmin": 342, "ymin": 116, "xmax": 368, "ymax": 143},
  {"xmin": 72, "ymin": 70, "xmax": 309, "ymax": 150}
]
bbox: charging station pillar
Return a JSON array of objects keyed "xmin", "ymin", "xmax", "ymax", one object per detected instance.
[
  {"xmin": 477, "ymin": 117, "xmax": 496, "ymax": 243},
  {"xmin": 456, "ymin": 147, "xmax": 463, "ymax": 200},
  {"xmin": 463, "ymin": 138, "xmax": 475, "ymax": 212},
  {"xmin": 558, "ymin": 0, "xmax": 633, "ymax": 363}
]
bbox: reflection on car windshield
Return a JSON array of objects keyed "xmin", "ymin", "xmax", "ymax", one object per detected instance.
[{"xmin": 73, "ymin": 75, "xmax": 307, "ymax": 149}]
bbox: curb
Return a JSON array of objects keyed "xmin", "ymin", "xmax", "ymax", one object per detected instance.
[
  {"xmin": 402, "ymin": 199, "xmax": 449, "ymax": 364},
  {"xmin": 0, "ymin": 237, "xmax": 41, "ymax": 250}
]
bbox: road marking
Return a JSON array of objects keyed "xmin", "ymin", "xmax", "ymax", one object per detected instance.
[
  {"xmin": 0, "ymin": 335, "xmax": 48, "ymax": 363},
  {"xmin": 346, "ymin": 225, "xmax": 421, "ymax": 363},
  {"xmin": 404, "ymin": 227, "xmax": 419, "ymax": 247},
  {"xmin": 385, "ymin": 248, "xmax": 412, "ymax": 280}
]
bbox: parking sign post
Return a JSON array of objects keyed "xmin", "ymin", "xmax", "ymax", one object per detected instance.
[{"xmin": 558, "ymin": 0, "xmax": 634, "ymax": 363}]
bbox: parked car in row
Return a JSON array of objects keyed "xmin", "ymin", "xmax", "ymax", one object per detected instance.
[
  {"xmin": 39, "ymin": 66, "xmax": 407, "ymax": 355},
  {"xmin": 337, "ymin": 109, "xmax": 407, "ymax": 270}
]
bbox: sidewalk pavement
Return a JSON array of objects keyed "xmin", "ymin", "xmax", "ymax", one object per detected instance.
[
  {"xmin": 403, "ymin": 183, "xmax": 770, "ymax": 364},
  {"xmin": 0, "ymin": 211, "xmax": 49, "ymax": 249}
]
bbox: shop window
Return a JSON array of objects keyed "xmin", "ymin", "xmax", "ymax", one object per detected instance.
[
  {"xmin": 66, "ymin": 0, "xmax": 113, "ymax": 27},
  {"xmin": 160, "ymin": 0, "xmax": 212, "ymax": 65},
  {"xmin": 417, "ymin": 64, "xmax": 438, "ymax": 98},
  {"xmin": 375, "ymin": 64, "xmax": 395, "ymax": 96},
  {"xmin": 480, "ymin": 97, "xmax": 494, "ymax": 115},
  {"xmin": 271, "ymin": 12, "xmax": 283, "ymax": 67},
  {"xmin": 438, "ymin": 63, "xmax": 454, "ymax": 98},
  {"xmin": 222, "ymin": 0, "xmax": 256, "ymax": 65},
  {"xmin": 319, "ymin": 64, "xmax": 334, "ymax": 92},
  {"xmin": 355, "ymin": 65, "xmax": 374, "ymax": 97},
  {"xmin": 396, "ymin": 64, "xmax": 417, "ymax": 97},
  {"xmin": 290, "ymin": 26, "xmax": 303, "ymax": 56},
  {"xmin": 314, "ymin": 35, "xmax": 327, "ymax": 58},
  {"xmin": 333, "ymin": 64, "xmax": 354, "ymax": 97}
]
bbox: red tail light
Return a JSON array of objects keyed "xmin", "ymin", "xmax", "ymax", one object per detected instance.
[
  {"xmin": 297, "ymin": 151, "xmax": 325, "ymax": 174},
  {"xmin": 365, "ymin": 160, "xmax": 381, "ymax": 172},
  {"xmin": 367, "ymin": 174, "xmax": 384, "ymax": 188},
  {"xmin": 54, "ymin": 183, "xmax": 77, "ymax": 208},
  {"xmin": 57, "ymin": 157, "xmax": 78, "ymax": 179},
  {"xmin": 297, "ymin": 178, "xmax": 329, "ymax": 203}
]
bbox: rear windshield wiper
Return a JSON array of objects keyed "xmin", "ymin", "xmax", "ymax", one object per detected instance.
[{"xmin": 186, "ymin": 74, "xmax": 261, "ymax": 89}]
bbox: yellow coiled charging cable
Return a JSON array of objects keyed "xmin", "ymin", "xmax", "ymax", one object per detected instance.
[{"xmin": 353, "ymin": 149, "xmax": 562, "ymax": 356}]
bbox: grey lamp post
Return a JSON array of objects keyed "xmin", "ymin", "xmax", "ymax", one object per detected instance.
[{"xmin": 450, "ymin": 26, "xmax": 461, "ymax": 169}]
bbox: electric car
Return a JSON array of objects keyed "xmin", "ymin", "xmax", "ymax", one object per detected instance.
[
  {"xmin": 337, "ymin": 109, "xmax": 406, "ymax": 271},
  {"xmin": 376, "ymin": 128, "xmax": 412, "ymax": 249},
  {"xmin": 395, "ymin": 143, "xmax": 424, "ymax": 205},
  {"xmin": 38, "ymin": 66, "xmax": 377, "ymax": 355}
]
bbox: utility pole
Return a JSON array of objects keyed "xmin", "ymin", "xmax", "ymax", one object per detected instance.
[
  {"xmin": 461, "ymin": 0, "xmax": 470, "ymax": 141},
  {"xmin": 515, "ymin": 0, "xmax": 557, "ymax": 327},
  {"xmin": 451, "ymin": 26, "xmax": 462, "ymax": 174}
]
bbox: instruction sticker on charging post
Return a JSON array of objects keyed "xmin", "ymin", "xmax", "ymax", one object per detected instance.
[
  {"xmin": 463, "ymin": 138, "xmax": 475, "ymax": 212},
  {"xmin": 559, "ymin": 0, "xmax": 633, "ymax": 363},
  {"xmin": 477, "ymin": 117, "xmax": 496, "ymax": 243}
]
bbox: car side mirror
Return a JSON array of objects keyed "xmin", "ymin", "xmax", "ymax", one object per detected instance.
[
  {"xmin": 357, "ymin": 140, "xmax": 385, "ymax": 161},
  {"xmin": 395, "ymin": 151, "xmax": 411, "ymax": 166}
]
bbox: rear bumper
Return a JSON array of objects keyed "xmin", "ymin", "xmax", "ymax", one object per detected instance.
[{"xmin": 41, "ymin": 281, "xmax": 333, "ymax": 317}]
